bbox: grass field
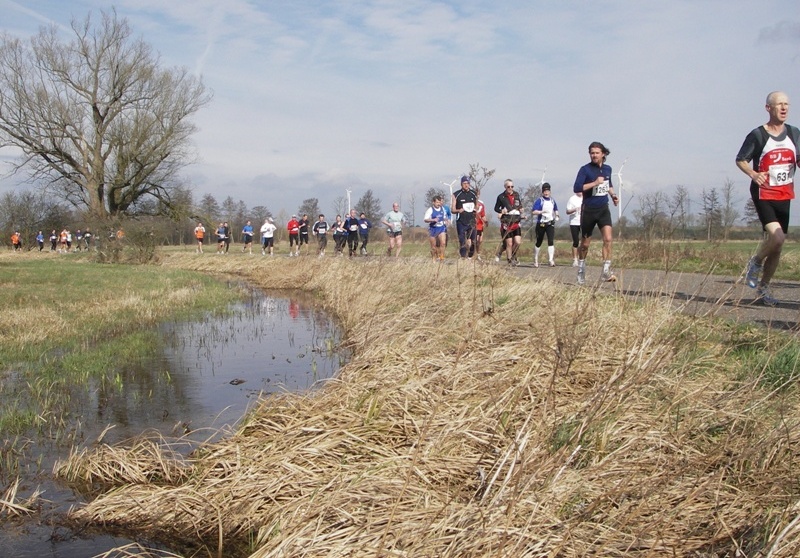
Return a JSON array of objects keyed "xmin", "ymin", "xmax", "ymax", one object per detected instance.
[
  {"xmin": 47, "ymin": 250, "xmax": 800, "ymax": 557},
  {"xmin": 159, "ymin": 232, "xmax": 800, "ymax": 282}
]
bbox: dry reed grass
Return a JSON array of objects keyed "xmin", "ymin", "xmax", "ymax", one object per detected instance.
[
  {"xmin": 0, "ymin": 477, "xmax": 40, "ymax": 517},
  {"xmin": 55, "ymin": 254, "xmax": 800, "ymax": 557}
]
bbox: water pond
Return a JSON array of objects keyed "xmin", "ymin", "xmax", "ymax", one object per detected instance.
[{"xmin": 0, "ymin": 288, "xmax": 346, "ymax": 557}]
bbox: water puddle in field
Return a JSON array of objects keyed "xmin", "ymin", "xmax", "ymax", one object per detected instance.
[{"xmin": 0, "ymin": 287, "xmax": 346, "ymax": 558}]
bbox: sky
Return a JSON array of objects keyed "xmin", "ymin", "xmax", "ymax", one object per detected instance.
[{"xmin": 1, "ymin": 0, "xmax": 800, "ymax": 225}]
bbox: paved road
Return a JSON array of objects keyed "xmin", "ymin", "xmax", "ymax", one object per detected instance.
[{"xmin": 503, "ymin": 260, "xmax": 800, "ymax": 332}]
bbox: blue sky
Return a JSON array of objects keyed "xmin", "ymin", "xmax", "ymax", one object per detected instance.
[{"xmin": 2, "ymin": 0, "xmax": 800, "ymax": 224}]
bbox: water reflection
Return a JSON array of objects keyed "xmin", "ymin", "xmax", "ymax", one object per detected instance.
[{"xmin": 0, "ymin": 289, "xmax": 345, "ymax": 557}]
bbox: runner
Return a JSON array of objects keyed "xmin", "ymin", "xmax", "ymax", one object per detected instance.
[
  {"xmin": 332, "ymin": 215, "xmax": 347, "ymax": 256},
  {"xmin": 494, "ymin": 179, "xmax": 525, "ymax": 266},
  {"xmin": 737, "ymin": 91, "xmax": 799, "ymax": 307},
  {"xmin": 49, "ymin": 230, "xmax": 57, "ymax": 251},
  {"xmin": 424, "ymin": 195, "xmax": 449, "ymax": 260},
  {"xmin": 452, "ymin": 175, "xmax": 478, "ymax": 259},
  {"xmin": 312, "ymin": 214, "xmax": 329, "ymax": 257},
  {"xmin": 474, "ymin": 189, "xmax": 487, "ymax": 260},
  {"xmin": 83, "ymin": 229, "xmax": 93, "ymax": 251},
  {"xmin": 358, "ymin": 212, "xmax": 372, "ymax": 255},
  {"xmin": 215, "ymin": 222, "xmax": 227, "ymax": 254},
  {"xmin": 298, "ymin": 214, "xmax": 310, "ymax": 256},
  {"xmin": 287, "ymin": 215, "xmax": 300, "ymax": 257},
  {"xmin": 59, "ymin": 228, "xmax": 68, "ymax": 253},
  {"xmin": 35, "ymin": 230, "xmax": 44, "ymax": 252},
  {"xmin": 222, "ymin": 222, "xmax": 231, "ymax": 253},
  {"xmin": 11, "ymin": 231, "xmax": 22, "ymax": 251},
  {"xmin": 75, "ymin": 229, "xmax": 83, "ymax": 252},
  {"xmin": 565, "ymin": 191, "xmax": 583, "ymax": 267},
  {"xmin": 241, "ymin": 220, "xmax": 254, "ymax": 254},
  {"xmin": 574, "ymin": 141, "xmax": 618, "ymax": 285},
  {"xmin": 260, "ymin": 217, "xmax": 277, "ymax": 256},
  {"xmin": 344, "ymin": 209, "xmax": 360, "ymax": 257},
  {"xmin": 194, "ymin": 222, "xmax": 205, "ymax": 253},
  {"xmin": 531, "ymin": 183, "xmax": 560, "ymax": 267},
  {"xmin": 381, "ymin": 202, "xmax": 406, "ymax": 257}
]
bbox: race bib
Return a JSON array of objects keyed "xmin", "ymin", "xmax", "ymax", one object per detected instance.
[
  {"xmin": 462, "ymin": 202, "xmax": 475, "ymax": 213},
  {"xmin": 393, "ymin": 222, "xmax": 402, "ymax": 232},
  {"xmin": 769, "ymin": 163, "xmax": 794, "ymax": 186},
  {"xmin": 592, "ymin": 179, "xmax": 610, "ymax": 197},
  {"xmin": 349, "ymin": 225, "xmax": 358, "ymax": 231}
]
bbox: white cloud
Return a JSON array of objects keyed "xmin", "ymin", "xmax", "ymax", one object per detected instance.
[{"xmin": 1, "ymin": 0, "xmax": 800, "ymax": 224}]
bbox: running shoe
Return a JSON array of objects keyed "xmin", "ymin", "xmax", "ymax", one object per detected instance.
[
  {"xmin": 757, "ymin": 285, "xmax": 778, "ymax": 307},
  {"xmin": 577, "ymin": 267, "xmax": 585, "ymax": 285},
  {"xmin": 601, "ymin": 269, "xmax": 617, "ymax": 282},
  {"xmin": 744, "ymin": 256, "xmax": 762, "ymax": 289},
  {"xmin": 572, "ymin": 259, "xmax": 579, "ymax": 267},
  {"xmin": 533, "ymin": 261, "xmax": 539, "ymax": 268},
  {"xmin": 494, "ymin": 255, "xmax": 501, "ymax": 263},
  {"xmin": 511, "ymin": 257, "xmax": 519, "ymax": 267},
  {"xmin": 549, "ymin": 260, "xmax": 556, "ymax": 267}
]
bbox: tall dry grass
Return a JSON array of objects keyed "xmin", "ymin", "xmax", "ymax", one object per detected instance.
[{"xmin": 56, "ymin": 253, "xmax": 800, "ymax": 557}]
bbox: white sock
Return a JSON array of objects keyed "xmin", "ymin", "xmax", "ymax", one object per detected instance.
[{"xmin": 548, "ymin": 246, "xmax": 555, "ymax": 261}]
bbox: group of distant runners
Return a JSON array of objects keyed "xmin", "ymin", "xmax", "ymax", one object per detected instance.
[
  {"xmin": 188, "ymin": 92, "xmax": 798, "ymax": 307},
  {"xmin": 193, "ymin": 210, "xmax": 377, "ymax": 258},
  {"xmin": 10, "ymin": 228, "xmax": 95, "ymax": 252}
]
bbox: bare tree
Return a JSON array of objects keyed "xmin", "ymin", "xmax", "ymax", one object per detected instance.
[
  {"xmin": 721, "ymin": 178, "xmax": 739, "ymax": 241},
  {"xmin": 331, "ymin": 196, "xmax": 347, "ymax": 218},
  {"xmin": 408, "ymin": 192, "xmax": 417, "ymax": 227},
  {"xmin": 467, "ymin": 163, "xmax": 496, "ymax": 194},
  {"xmin": 0, "ymin": 10, "xmax": 211, "ymax": 218},
  {"xmin": 671, "ymin": 185, "xmax": 690, "ymax": 239},
  {"xmin": 634, "ymin": 191, "xmax": 669, "ymax": 241}
]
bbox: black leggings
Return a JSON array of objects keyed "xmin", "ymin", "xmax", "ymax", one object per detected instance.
[
  {"xmin": 334, "ymin": 235, "xmax": 347, "ymax": 253},
  {"xmin": 570, "ymin": 225, "xmax": 580, "ymax": 248},
  {"xmin": 347, "ymin": 233, "xmax": 359, "ymax": 255},
  {"xmin": 535, "ymin": 223, "xmax": 555, "ymax": 247}
]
